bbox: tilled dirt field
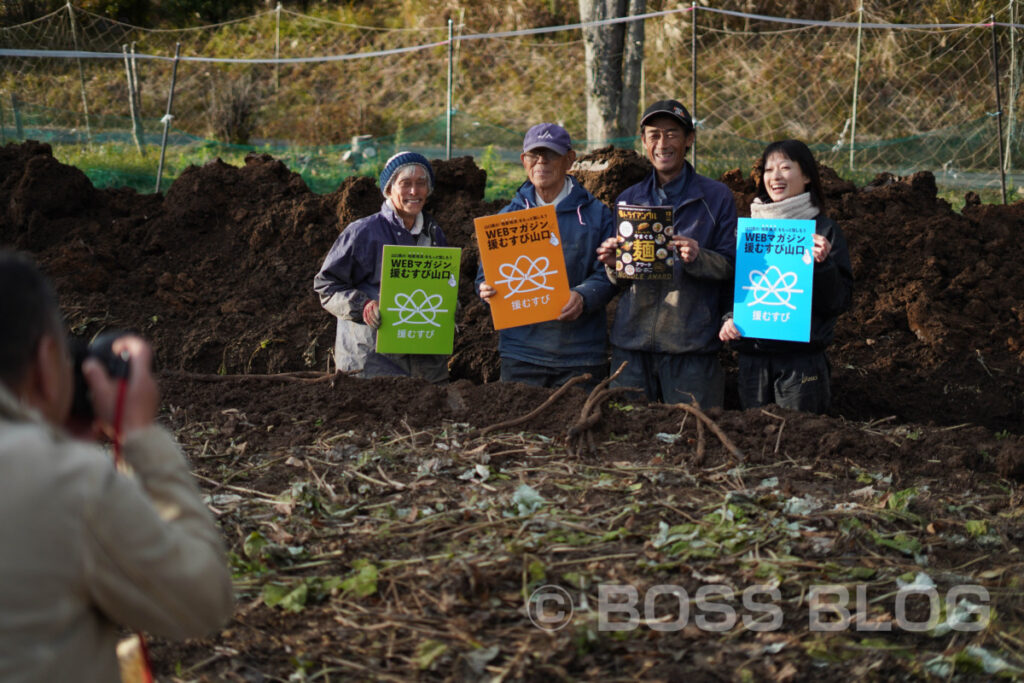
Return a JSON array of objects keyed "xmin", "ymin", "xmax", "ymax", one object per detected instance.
[{"xmin": 1, "ymin": 141, "xmax": 1022, "ymax": 681}]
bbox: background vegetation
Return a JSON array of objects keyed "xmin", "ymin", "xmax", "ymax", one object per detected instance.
[{"xmin": 2, "ymin": 0, "xmax": 1021, "ymax": 202}]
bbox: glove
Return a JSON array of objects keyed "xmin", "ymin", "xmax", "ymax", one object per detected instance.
[{"xmin": 362, "ymin": 299, "xmax": 381, "ymax": 328}]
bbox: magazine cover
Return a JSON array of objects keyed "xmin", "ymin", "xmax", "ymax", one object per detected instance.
[{"xmin": 614, "ymin": 204, "xmax": 675, "ymax": 280}]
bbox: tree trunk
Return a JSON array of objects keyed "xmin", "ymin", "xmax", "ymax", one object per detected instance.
[{"xmin": 580, "ymin": 0, "xmax": 645, "ymax": 149}]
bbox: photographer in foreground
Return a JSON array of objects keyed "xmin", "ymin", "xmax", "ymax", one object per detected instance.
[{"xmin": 0, "ymin": 251, "xmax": 233, "ymax": 682}]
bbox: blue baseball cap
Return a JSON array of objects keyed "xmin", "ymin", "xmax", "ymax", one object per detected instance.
[{"xmin": 522, "ymin": 123, "xmax": 572, "ymax": 156}]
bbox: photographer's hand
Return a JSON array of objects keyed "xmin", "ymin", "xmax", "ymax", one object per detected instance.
[{"xmin": 82, "ymin": 336, "xmax": 159, "ymax": 438}]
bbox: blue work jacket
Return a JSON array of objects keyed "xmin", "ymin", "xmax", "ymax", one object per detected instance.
[{"xmin": 476, "ymin": 177, "xmax": 616, "ymax": 367}]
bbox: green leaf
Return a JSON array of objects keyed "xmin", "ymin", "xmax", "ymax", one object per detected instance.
[
  {"xmin": 870, "ymin": 531, "xmax": 922, "ymax": 556},
  {"xmin": 527, "ymin": 560, "xmax": 546, "ymax": 584},
  {"xmin": 599, "ymin": 527, "xmax": 627, "ymax": 543},
  {"xmin": 965, "ymin": 520, "xmax": 988, "ymax": 537},
  {"xmin": 341, "ymin": 560, "xmax": 379, "ymax": 597},
  {"xmin": 320, "ymin": 576, "xmax": 344, "ymax": 594},
  {"xmin": 243, "ymin": 531, "xmax": 269, "ymax": 560},
  {"xmin": 886, "ymin": 487, "xmax": 918, "ymax": 512},
  {"xmin": 415, "ymin": 639, "xmax": 449, "ymax": 670},
  {"xmin": 849, "ymin": 566, "xmax": 876, "ymax": 580},
  {"xmin": 262, "ymin": 581, "xmax": 308, "ymax": 612},
  {"xmin": 561, "ymin": 571, "xmax": 590, "ymax": 589}
]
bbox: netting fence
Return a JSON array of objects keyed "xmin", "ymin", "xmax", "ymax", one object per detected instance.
[{"xmin": 1, "ymin": 2, "xmax": 1023, "ymax": 197}]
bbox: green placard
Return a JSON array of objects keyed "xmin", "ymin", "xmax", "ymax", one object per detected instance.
[{"xmin": 376, "ymin": 245, "xmax": 461, "ymax": 355}]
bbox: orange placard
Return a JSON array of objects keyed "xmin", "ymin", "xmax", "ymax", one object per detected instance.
[{"xmin": 474, "ymin": 205, "xmax": 570, "ymax": 330}]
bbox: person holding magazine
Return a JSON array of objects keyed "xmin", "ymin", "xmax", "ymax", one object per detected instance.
[
  {"xmin": 719, "ymin": 139, "xmax": 853, "ymax": 413},
  {"xmin": 596, "ymin": 100, "xmax": 737, "ymax": 408}
]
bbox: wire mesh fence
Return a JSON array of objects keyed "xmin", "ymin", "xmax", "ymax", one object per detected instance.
[{"xmin": 1, "ymin": 3, "xmax": 1023, "ymax": 197}]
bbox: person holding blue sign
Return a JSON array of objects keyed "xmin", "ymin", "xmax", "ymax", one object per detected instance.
[
  {"xmin": 595, "ymin": 100, "xmax": 737, "ymax": 408},
  {"xmin": 476, "ymin": 123, "xmax": 617, "ymax": 390},
  {"xmin": 719, "ymin": 140, "xmax": 853, "ymax": 413},
  {"xmin": 314, "ymin": 151, "xmax": 450, "ymax": 382}
]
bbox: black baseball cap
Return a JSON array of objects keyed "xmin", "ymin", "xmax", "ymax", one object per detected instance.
[{"xmin": 640, "ymin": 99, "xmax": 694, "ymax": 131}]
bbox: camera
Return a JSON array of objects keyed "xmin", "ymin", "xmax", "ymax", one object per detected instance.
[{"xmin": 70, "ymin": 330, "xmax": 132, "ymax": 421}]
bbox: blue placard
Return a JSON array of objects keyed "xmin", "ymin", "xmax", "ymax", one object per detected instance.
[{"xmin": 733, "ymin": 217, "xmax": 815, "ymax": 342}]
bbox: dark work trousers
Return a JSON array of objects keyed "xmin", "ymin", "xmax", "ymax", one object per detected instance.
[
  {"xmin": 360, "ymin": 352, "xmax": 449, "ymax": 384},
  {"xmin": 500, "ymin": 357, "xmax": 608, "ymax": 394},
  {"xmin": 609, "ymin": 347, "xmax": 724, "ymax": 409},
  {"xmin": 737, "ymin": 350, "xmax": 831, "ymax": 414}
]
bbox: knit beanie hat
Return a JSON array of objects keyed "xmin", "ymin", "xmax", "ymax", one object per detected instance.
[{"xmin": 379, "ymin": 151, "xmax": 435, "ymax": 196}]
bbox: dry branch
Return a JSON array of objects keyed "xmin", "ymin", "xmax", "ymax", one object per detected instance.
[
  {"xmin": 565, "ymin": 362, "xmax": 633, "ymax": 456},
  {"xmin": 474, "ymin": 373, "xmax": 590, "ymax": 437},
  {"xmin": 672, "ymin": 401, "xmax": 744, "ymax": 462}
]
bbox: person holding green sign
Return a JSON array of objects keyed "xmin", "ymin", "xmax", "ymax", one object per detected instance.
[
  {"xmin": 719, "ymin": 139, "xmax": 853, "ymax": 413},
  {"xmin": 314, "ymin": 151, "xmax": 450, "ymax": 382},
  {"xmin": 476, "ymin": 123, "xmax": 617, "ymax": 390}
]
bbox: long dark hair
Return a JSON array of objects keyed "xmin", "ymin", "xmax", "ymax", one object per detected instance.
[{"xmin": 754, "ymin": 139, "xmax": 825, "ymax": 210}]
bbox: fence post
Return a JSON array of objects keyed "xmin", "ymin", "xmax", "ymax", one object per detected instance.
[
  {"xmin": 849, "ymin": 1, "xmax": 864, "ymax": 171},
  {"xmin": 67, "ymin": 1, "xmax": 92, "ymax": 144},
  {"xmin": 275, "ymin": 3, "xmax": 281, "ymax": 93},
  {"xmin": 131, "ymin": 43, "xmax": 146, "ymax": 155},
  {"xmin": 691, "ymin": 1, "xmax": 697, "ymax": 170},
  {"xmin": 11, "ymin": 93, "xmax": 24, "ymax": 139},
  {"xmin": 446, "ymin": 18, "xmax": 453, "ymax": 160},
  {"xmin": 156, "ymin": 43, "xmax": 182, "ymax": 194},
  {"xmin": 991, "ymin": 16, "xmax": 1008, "ymax": 204},
  {"xmin": 1005, "ymin": 0, "xmax": 1016, "ymax": 173},
  {"xmin": 123, "ymin": 45, "xmax": 144, "ymax": 155}
]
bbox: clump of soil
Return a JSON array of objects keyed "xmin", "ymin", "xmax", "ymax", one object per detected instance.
[
  {"xmin": 0, "ymin": 140, "xmax": 1021, "ymax": 431},
  {"xmin": 570, "ymin": 145, "xmax": 652, "ymax": 205}
]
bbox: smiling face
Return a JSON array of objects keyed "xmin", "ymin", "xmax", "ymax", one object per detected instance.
[
  {"xmin": 522, "ymin": 147, "xmax": 576, "ymax": 202},
  {"xmin": 386, "ymin": 165, "xmax": 430, "ymax": 227},
  {"xmin": 762, "ymin": 151, "xmax": 811, "ymax": 203},
  {"xmin": 641, "ymin": 115, "xmax": 695, "ymax": 184}
]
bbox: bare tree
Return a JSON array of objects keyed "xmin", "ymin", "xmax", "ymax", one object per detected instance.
[{"xmin": 579, "ymin": 0, "xmax": 645, "ymax": 148}]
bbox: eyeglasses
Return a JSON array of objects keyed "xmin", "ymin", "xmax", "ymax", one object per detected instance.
[
  {"xmin": 522, "ymin": 149, "xmax": 565, "ymax": 164},
  {"xmin": 643, "ymin": 127, "xmax": 683, "ymax": 142}
]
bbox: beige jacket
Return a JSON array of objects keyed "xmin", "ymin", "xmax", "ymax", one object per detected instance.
[{"xmin": 0, "ymin": 384, "xmax": 234, "ymax": 682}]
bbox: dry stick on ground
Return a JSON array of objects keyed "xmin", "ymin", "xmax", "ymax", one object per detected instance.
[
  {"xmin": 565, "ymin": 387, "xmax": 636, "ymax": 440},
  {"xmin": 671, "ymin": 402, "xmax": 744, "ymax": 462},
  {"xmin": 760, "ymin": 409, "xmax": 786, "ymax": 454},
  {"xmin": 579, "ymin": 361, "xmax": 629, "ymax": 422},
  {"xmin": 161, "ymin": 369, "xmax": 351, "ymax": 383},
  {"xmin": 565, "ymin": 362, "xmax": 631, "ymax": 456},
  {"xmin": 691, "ymin": 418, "xmax": 706, "ymax": 466},
  {"xmin": 474, "ymin": 373, "xmax": 591, "ymax": 438}
]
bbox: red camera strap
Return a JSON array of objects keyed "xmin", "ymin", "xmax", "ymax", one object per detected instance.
[{"xmin": 112, "ymin": 377, "xmax": 155, "ymax": 683}]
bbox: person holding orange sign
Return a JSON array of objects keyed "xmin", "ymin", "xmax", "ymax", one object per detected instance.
[
  {"xmin": 596, "ymin": 100, "xmax": 737, "ymax": 408},
  {"xmin": 477, "ymin": 123, "xmax": 616, "ymax": 389}
]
